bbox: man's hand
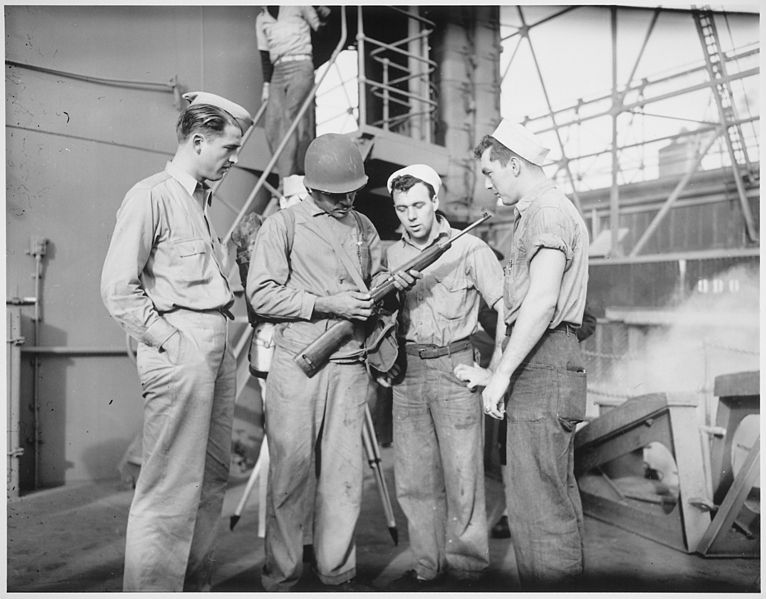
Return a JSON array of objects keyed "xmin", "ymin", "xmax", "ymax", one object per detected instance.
[
  {"xmin": 390, "ymin": 268, "xmax": 422, "ymax": 292},
  {"xmin": 261, "ymin": 82, "xmax": 270, "ymax": 104},
  {"xmin": 375, "ymin": 361, "xmax": 403, "ymax": 388},
  {"xmin": 453, "ymin": 362, "xmax": 492, "ymax": 391},
  {"xmin": 160, "ymin": 330, "xmax": 188, "ymax": 365},
  {"xmin": 482, "ymin": 372, "xmax": 510, "ymax": 420},
  {"xmin": 317, "ymin": 290, "xmax": 374, "ymax": 320}
]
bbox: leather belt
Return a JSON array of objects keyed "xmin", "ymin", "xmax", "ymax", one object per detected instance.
[
  {"xmin": 405, "ymin": 338, "xmax": 472, "ymax": 359},
  {"xmin": 505, "ymin": 321, "xmax": 577, "ymax": 337},
  {"xmin": 276, "ymin": 54, "xmax": 312, "ymax": 64}
]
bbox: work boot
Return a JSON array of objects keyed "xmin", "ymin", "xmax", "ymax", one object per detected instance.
[{"xmin": 389, "ymin": 569, "xmax": 445, "ymax": 591}]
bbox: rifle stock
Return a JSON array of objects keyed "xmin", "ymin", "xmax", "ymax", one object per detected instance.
[{"xmin": 293, "ymin": 212, "xmax": 492, "ymax": 377}]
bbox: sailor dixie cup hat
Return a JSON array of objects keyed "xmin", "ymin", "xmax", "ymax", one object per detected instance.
[{"xmin": 490, "ymin": 119, "xmax": 550, "ymax": 166}]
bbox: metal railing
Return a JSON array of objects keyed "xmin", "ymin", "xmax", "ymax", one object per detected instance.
[{"xmin": 315, "ymin": 7, "xmax": 438, "ymax": 143}]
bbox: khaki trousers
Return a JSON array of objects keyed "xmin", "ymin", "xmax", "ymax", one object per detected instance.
[{"xmin": 123, "ymin": 309, "xmax": 235, "ymax": 591}]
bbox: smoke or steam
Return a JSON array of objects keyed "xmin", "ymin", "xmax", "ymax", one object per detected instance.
[{"xmin": 588, "ymin": 263, "xmax": 759, "ymax": 422}]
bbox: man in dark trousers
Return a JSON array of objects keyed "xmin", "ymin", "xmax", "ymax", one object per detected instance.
[
  {"xmin": 456, "ymin": 120, "xmax": 590, "ymax": 589},
  {"xmin": 385, "ymin": 164, "xmax": 504, "ymax": 588}
]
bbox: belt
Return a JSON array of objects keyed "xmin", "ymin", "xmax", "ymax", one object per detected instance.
[
  {"xmin": 162, "ymin": 306, "xmax": 234, "ymax": 320},
  {"xmin": 405, "ymin": 338, "xmax": 472, "ymax": 359},
  {"xmin": 505, "ymin": 321, "xmax": 577, "ymax": 336},
  {"xmin": 276, "ymin": 54, "xmax": 312, "ymax": 64}
]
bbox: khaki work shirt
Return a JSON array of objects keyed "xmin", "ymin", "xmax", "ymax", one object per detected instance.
[
  {"xmin": 247, "ymin": 198, "xmax": 387, "ymax": 358},
  {"xmin": 101, "ymin": 162, "xmax": 234, "ymax": 349},
  {"xmin": 504, "ymin": 181, "xmax": 589, "ymax": 329},
  {"xmin": 387, "ymin": 216, "xmax": 504, "ymax": 347}
]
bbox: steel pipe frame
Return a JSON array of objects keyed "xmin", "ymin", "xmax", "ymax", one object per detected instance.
[
  {"xmin": 499, "ymin": 6, "xmax": 759, "ymax": 258},
  {"xmin": 521, "ymin": 47, "xmax": 759, "ymax": 130},
  {"xmin": 500, "ymin": 6, "xmax": 578, "ymax": 42},
  {"xmin": 516, "ymin": 6, "xmax": 583, "ymax": 213},
  {"xmin": 357, "ymin": 7, "xmax": 438, "ymax": 140},
  {"xmin": 692, "ymin": 9, "xmax": 758, "ymax": 243}
]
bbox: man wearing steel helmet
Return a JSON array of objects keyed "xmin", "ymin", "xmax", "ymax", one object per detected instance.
[
  {"xmin": 247, "ymin": 133, "xmax": 416, "ymax": 591},
  {"xmin": 101, "ymin": 92, "xmax": 252, "ymax": 591},
  {"xmin": 456, "ymin": 121, "xmax": 589, "ymax": 588},
  {"xmin": 384, "ymin": 165, "xmax": 504, "ymax": 589}
]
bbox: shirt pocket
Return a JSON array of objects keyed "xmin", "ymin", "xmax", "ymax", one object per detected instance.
[
  {"xmin": 172, "ymin": 238, "xmax": 210, "ymax": 284},
  {"xmin": 432, "ymin": 269, "xmax": 469, "ymax": 320}
]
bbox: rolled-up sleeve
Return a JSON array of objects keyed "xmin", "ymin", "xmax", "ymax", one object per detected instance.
[
  {"xmin": 100, "ymin": 189, "xmax": 177, "ymax": 348},
  {"xmin": 247, "ymin": 212, "xmax": 316, "ymax": 320},
  {"xmin": 525, "ymin": 206, "xmax": 573, "ymax": 267}
]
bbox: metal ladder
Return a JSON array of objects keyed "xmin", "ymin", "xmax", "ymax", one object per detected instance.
[
  {"xmin": 692, "ymin": 9, "xmax": 754, "ymax": 178},
  {"xmin": 692, "ymin": 7, "xmax": 758, "ymax": 242}
]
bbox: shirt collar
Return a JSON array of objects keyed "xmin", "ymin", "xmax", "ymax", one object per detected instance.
[
  {"xmin": 165, "ymin": 161, "xmax": 200, "ymax": 197},
  {"xmin": 400, "ymin": 213, "xmax": 451, "ymax": 248},
  {"xmin": 166, "ymin": 161, "xmax": 213, "ymax": 206},
  {"xmin": 515, "ymin": 180, "xmax": 557, "ymax": 216},
  {"xmin": 304, "ymin": 195, "xmax": 328, "ymax": 217}
]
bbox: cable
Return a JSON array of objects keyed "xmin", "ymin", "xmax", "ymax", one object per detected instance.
[{"xmin": 6, "ymin": 59, "xmax": 177, "ymax": 93}]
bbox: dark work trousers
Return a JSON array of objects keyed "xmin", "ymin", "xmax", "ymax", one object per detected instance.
[
  {"xmin": 393, "ymin": 346, "xmax": 489, "ymax": 581},
  {"xmin": 502, "ymin": 327, "xmax": 586, "ymax": 588},
  {"xmin": 264, "ymin": 58, "xmax": 315, "ymax": 179}
]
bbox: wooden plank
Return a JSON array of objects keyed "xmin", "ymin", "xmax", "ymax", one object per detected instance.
[
  {"xmin": 713, "ymin": 371, "xmax": 760, "ymax": 398},
  {"xmin": 696, "ymin": 437, "xmax": 760, "ymax": 556}
]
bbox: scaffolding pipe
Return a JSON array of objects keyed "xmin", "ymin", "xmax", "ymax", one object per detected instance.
[
  {"xmin": 357, "ymin": 8, "xmax": 366, "ymax": 129},
  {"xmin": 518, "ymin": 6, "xmax": 582, "ymax": 213},
  {"xmin": 609, "ymin": 7, "xmax": 621, "ymax": 257}
]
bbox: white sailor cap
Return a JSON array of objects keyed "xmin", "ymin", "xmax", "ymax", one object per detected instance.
[
  {"xmin": 283, "ymin": 174, "xmax": 308, "ymax": 199},
  {"xmin": 386, "ymin": 164, "xmax": 442, "ymax": 197},
  {"xmin": 490, "ymin": 120, "xmax": 550, "ymax": 166},
  {"xmin": 182, "ymin": 91, "xmax": 253, "ymax": 132}
]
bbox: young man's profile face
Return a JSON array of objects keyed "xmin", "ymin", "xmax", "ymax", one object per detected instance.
[
  {"xmin": 480, "ymin": 148, "xmax": 520, "ymax": 207},
  {"xmin": 197, "ymin": 124, "xmax": 243, "ymax": 181}
]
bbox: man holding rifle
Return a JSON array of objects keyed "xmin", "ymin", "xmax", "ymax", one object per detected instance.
[
  {"xmin": 385, "ymin": 165, "xmax": 504, "ymax": 589},
  {"xmin": 246, "ymin": 133, "xmax": 416, "ymax": 592}
]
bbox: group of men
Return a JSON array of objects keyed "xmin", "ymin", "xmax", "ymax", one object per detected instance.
[{"xmin": 101, "ymin": 90, "xmax": 589, "ymax": 592}]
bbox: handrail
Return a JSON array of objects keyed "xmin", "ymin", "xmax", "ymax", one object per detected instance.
[
  {"xmin": 222, "ymin": 5, "xmax": 349, "ymax": 246},
  {"xmin": 356, "ymin": 7, "xmax": 437, "ymax": 141}
]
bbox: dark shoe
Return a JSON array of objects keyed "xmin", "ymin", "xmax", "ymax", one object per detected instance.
[
  {"xmin": 491, "ymin": 515, "xmax": 511, "ymax": 539},
  {"xmin": 389, "ymin": 569, "xmax": 444, "ymax": 591},
  {"xmin": 327, "ymin": 579, "xmax": 374, "ymax": 592}
]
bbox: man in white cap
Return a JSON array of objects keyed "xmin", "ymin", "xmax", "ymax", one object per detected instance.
[
  {"xmin": 385, "ymin": 164, "xmax": 504, "ymax": 589},
  {"xmin": 101, "ymin": 91, "xmax": 252, "ymax": 591},
  {"xmin": 456, "ymin": 121, "xmax": 589, "ymax": 588}
]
